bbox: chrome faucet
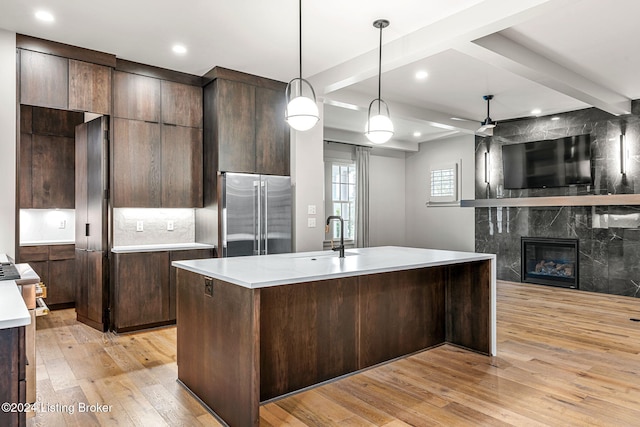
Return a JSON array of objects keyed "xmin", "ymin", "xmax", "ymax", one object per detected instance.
[{"xmin": 325, "ymin": 216, "xmax": 345, "ymax": 258}]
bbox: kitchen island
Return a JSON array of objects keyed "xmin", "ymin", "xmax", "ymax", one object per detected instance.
[{"xmin": 173, "ymin": 246, "xmax": 496, "ymax": 427}]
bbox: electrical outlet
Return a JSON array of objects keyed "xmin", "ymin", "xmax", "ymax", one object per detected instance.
[
  {"xmin": 308, "ymin": 218, "xmax": 316, "ymax": 228},
  {"xmin": 58, "ymin": 220, "xmax": 66, "ymax": 229},
  {"xmin": 307, "ymin": 204, "xmax": 316, "ymax": 215},
  {"xmin": 136, "ymin": 221, "xmax": 144, "ymax": 232},
  {"xmin": 167, "ymin": 220, "xmax": 174, "ymax": 231}
]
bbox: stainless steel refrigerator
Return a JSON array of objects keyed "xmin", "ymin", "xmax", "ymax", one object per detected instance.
[{"xmin": 221, "ymin": 172, "xmax": 292, "ymax": 257}]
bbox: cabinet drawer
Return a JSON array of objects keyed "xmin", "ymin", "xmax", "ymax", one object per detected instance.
[
  {"xmin": 49, "ymin": 244, "xmax": 75, "ymax": 260},
  {"xmin": 19, "ymin": 246, "xmax": 49, "ymax": 262}
]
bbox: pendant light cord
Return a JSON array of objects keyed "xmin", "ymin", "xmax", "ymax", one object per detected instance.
[
  {"xmin": 377, "ymin": 22, "xmax": 382, "ymax": 114},
  {"xmin": 298, "ymin": 0, "xmax": 302, "ymax": 96}
]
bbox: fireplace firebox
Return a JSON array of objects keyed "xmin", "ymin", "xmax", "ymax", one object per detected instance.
[{"xmin": 521, "ymin": 237, "xmax": 579, "ymax": 289}]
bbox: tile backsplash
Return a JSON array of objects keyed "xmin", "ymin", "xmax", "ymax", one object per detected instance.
[{"xmin": 112, "ymin": 208, "xmax": 195, "ymax": 246}]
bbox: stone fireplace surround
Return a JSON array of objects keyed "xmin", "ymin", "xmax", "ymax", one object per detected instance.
[{"xmin": 474, "ymin": 102, "xmax": 640, "ymax": 298}]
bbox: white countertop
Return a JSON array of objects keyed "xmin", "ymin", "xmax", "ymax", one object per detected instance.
[
  {"xmin": 172, "ymin": 246, "xmax": 496, "ymax": 289},
  {"xmin": 20, "ymin": 240, "xmax": 75, "ymax": 246},
  {"xmin": 111, "ymin": 242, "xmax": 216, "ymax": 253},
  {"xmin": 0, "ymin": 281, "xmax": 31, "ymax": 329}
]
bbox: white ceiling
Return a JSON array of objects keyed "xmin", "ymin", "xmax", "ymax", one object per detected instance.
[{"xmin": 1, "ymin": 0, "xmax": 638, "ymax": 148}]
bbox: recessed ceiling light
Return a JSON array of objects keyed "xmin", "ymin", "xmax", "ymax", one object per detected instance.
[
  {"xmin": 35, "ymin": 10, "xmax": 54, "ymax": 22},
  {"xmin": 172, "ymin": 44, "xmax": 187, "ymax": 54},
  {"xmin": 551, "ymin": 116, "xmax": 560, "ymax": 121},
  {"xmin": 413, "ymin": 131, "xmax": 422, "ymax": 137},
  {"xmin": 531, "ymin": 108, "xmax": 541, "ymax": 115},
  {"xmin": 415, "ymin": 70, "xmax": 428, "ymax": 80}
]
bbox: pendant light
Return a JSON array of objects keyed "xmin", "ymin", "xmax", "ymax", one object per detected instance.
[
  {"xmin": 285, "ymin": 0, "xmax": 319, "ymax": 132},
  {"xmin": 365, "ymin": 19, "xmax": 394, "ymax": 144},
  {"xmin": 478, "ymin": 95, "xmax": 497, "ymax": 133}
]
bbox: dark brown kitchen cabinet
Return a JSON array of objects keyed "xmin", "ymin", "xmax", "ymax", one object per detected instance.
[
  {"xmin": 113, "ymin": 71, "xmax": 161, "ymax": 122},
  {"xmin": 18, "ymin": 244, "xmax": 76, "ymax": 309},
  {"xmin": 161, "ymin": 81, "xmax": 203, "ymax": 128},
  {"xmin": 19, "ymin": 133, "xmax": 32, "ymax": 208},
  {"xmin": 0, "ymin": 327, "xmax": 26, "ymax": 427},
  {"xmin": 69, "ymin": 59, "xmax": 111, "ymax": 115},
  {"xmin": 19, "ymin": 49, "xmax": 68, "ymax": 109},
  {"xmin": 169, "ymin": 248, "xmax": 214, "ymax": 320},
  {"xmin": 112, "ymin": 248, "xmax": 214, "ymax": 330},
  {"xmin": 113, "ymin": 119, "xmax": 203, "ymax": 208},
  {"xmin": 112, "ymin": 118, "xmax": 162, "ymax": 207},
  {"xmin": 214, "ymin": 78, "xmax": 256, "ymax": 173},
  {"xmin": 255, "ymin": 86, "xmax": 289, "ymax": 176},
  {"xmin": 19, "ymin": 106, "xmax": 83, "ymax": 209},
  {"xmin": 31, "ymin": 135, "xmax": 75, "ymax": 208},
  {"xmin": 161, "ymin": 125, "xmax": 203, "ymax": 208},
  {"xmin": 204, "ymin": 71, "xmax": 289, "ymax": 176},
  {"xmin": 75, "ymin": 116, "xmax": 109, "ymax": 332},
  {"xmin": 112, "ymin": 251, "xmax": 170, "ymax": 332}
]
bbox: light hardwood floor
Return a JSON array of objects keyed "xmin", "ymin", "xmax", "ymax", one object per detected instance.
[{"xmin": 29, "ymin": 281, "xmax": 640, "ymax": 426}]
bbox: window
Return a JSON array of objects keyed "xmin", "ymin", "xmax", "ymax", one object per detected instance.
[
  {"xmin": 327, "ymin": 162, "xmax": 356, "ymax": 240},
  {"xmin": 429, "ymin": 163, "xmax": 458, "ymax": 203}
]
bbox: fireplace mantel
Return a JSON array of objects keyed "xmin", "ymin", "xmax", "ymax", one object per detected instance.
[{"xmin": 461, "ymin": 194, "xmax": 640, "ymax": 208}]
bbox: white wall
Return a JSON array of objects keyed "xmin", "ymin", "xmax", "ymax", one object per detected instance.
[
  {"xmin": 0, "ymin": 30, "xmax": 16, "ymax": 257},
  {"xmin": 405, "ymin": 134, "xmax": 475, "ymax": 251},
  {"xmin": 291, "ymin": 102, "xmax": 325, "ymax": 252},
  {"xmin": 369, "ymin": 151, "xmax": 406, "ymax": 247},
  {"xmin": 20, "ymin": 209, "xmax": 76, "ymax": 244}
]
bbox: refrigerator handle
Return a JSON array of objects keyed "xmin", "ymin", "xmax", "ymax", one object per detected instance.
[
  {"xmin": 263, "ymin": 180, "xmax": 269, "ymax": 255},
  {"xmin": 254, "ymin": 180, "xmax": 261, "ymax": 256}
]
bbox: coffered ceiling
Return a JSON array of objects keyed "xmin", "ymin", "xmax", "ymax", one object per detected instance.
[{"xmin": 1, "ymin": 0, "xmax": 638, "ymax": 147}]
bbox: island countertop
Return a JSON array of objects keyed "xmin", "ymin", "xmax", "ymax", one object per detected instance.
[{"xmin": 172, "ymin": 245, "xmax": 496, "ymax": 289}]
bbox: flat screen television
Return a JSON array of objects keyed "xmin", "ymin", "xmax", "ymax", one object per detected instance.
[{"xmin": 502, "ymin": 134, "xmax": 592, "ymax": 189}]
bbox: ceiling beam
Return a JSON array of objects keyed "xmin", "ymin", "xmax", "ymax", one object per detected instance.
[
  {"xmin": 324, "ymin": 128, "xmax": 419, "ymax": 152},
  {"xmin": 465, "ymin": 33, "xmax": 631, "ymax": 116},
  {"xmin": 325, "ymin": 90, "xmax": 480, "ymax": 135},
  {"xmin": 309, "ymin": 0, "xmax": 580, "ymax": 95}
]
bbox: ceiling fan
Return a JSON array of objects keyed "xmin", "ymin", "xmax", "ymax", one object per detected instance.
[{"xmin": 477, "ymin": 94, "xmax": 497, "ymax": 134}]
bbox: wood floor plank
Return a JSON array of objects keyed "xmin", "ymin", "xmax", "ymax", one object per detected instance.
[{"xmin": 29, "ymin": 281, "xmax": 640, "ymax": 426}]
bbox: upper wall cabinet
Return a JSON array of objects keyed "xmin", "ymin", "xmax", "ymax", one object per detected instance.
[
  {"xmin": 113, "ymin": 71, "xmax": 161, "ymax": 122},
  {"xmin": 69, "ymin": 59, "xmax": 112, "ymax": 115},
  {"xmin": 161, "ymin": 81, "xmax": 203, "ymax": 128},
  {"xmin": 20, "ymin": 50, "xmax": 68, "ymax": 110},
  {"xmin": 205, "ymin": 73, "xmax": 289, "ymax": 176},
  {"xmin": 19, "ymin": 50, "xmax": 112, "ymax": 114}
]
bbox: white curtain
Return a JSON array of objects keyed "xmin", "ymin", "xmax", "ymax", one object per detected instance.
[{"xmin": 355, "ymin": 146, "xmax": 370, "ymax": 248}]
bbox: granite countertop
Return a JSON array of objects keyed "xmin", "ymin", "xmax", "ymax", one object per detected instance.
[
  {"xmin": 172, "ymin": 246, "xmax": 496, "ymax": 289},
  {"xmin": 111, "ymin": 242, "xmax": 217, "ymax": 253}
]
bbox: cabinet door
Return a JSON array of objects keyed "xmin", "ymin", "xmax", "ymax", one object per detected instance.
[
  {"xmin": 169, "ymin": 248, "xmax": 214, "ymax": 320},
  {"xmin": 69, "ymin": 60, "xmax": 111, "ymax": 115},
  {"xmin": 114, "ymin": 252, "xmax": 170, "ymax": 330},
  {"xmin": 48, "ymin": 259, "xmax": 76, "ymax": 306},
  {"xmin": 75, "ymin": 250, "xmax": 88, "ymax": 320},
  {"xmin": 31, "ymin": 135, "xmax": 75, "ymax": 208},
  {"xmin": 161, "ymin": 81, "xmax": 202, "ymax": 128},
  {"xmin": 255, "ymin": 86, "xmax": 290, "ymax": 176},
  {"xmin": 20, "ymin": 50, "xmax": 68, "ymax": 109},
  {"xmin": 19, "ymin": 133, "xmax": 33, "ymax": 208},
  {"xmin": 161, "ymin": 125, "xmax": 203, "ymax": 208},
  {"xmin": 86, "ymin": 117, "xmax": 109, "ymax": 250},
  {"xmin": 113, "ymin": 71, "xmax": 160, "ymax": 122},
  {"xmin": 215, "ymin": 79, "xmax": 256, "ymax": 173},
  {"xmin": 112, "ymin": 119, "xmax": 161, "ymax": 207}
]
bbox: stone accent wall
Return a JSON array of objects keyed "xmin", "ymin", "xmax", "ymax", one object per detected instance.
[{"xmin": 475, "ymin": 104, "xmax": 640, "ymax": 297}]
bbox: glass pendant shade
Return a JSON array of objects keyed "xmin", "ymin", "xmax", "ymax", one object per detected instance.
[
  {"xmin": 365, "ymin": 19, "xmax": 393, "ymax": 144},
  {"xmin": 285, "ymin": 78, "xmax": 319, "ymax": 131},
  {"xmin": 365, "ymin": 98, "xmax": 394, "ymax": 144},
  {"xmin": 285, "ymin": 0, "xmax": 319, "ymax": 132}
]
